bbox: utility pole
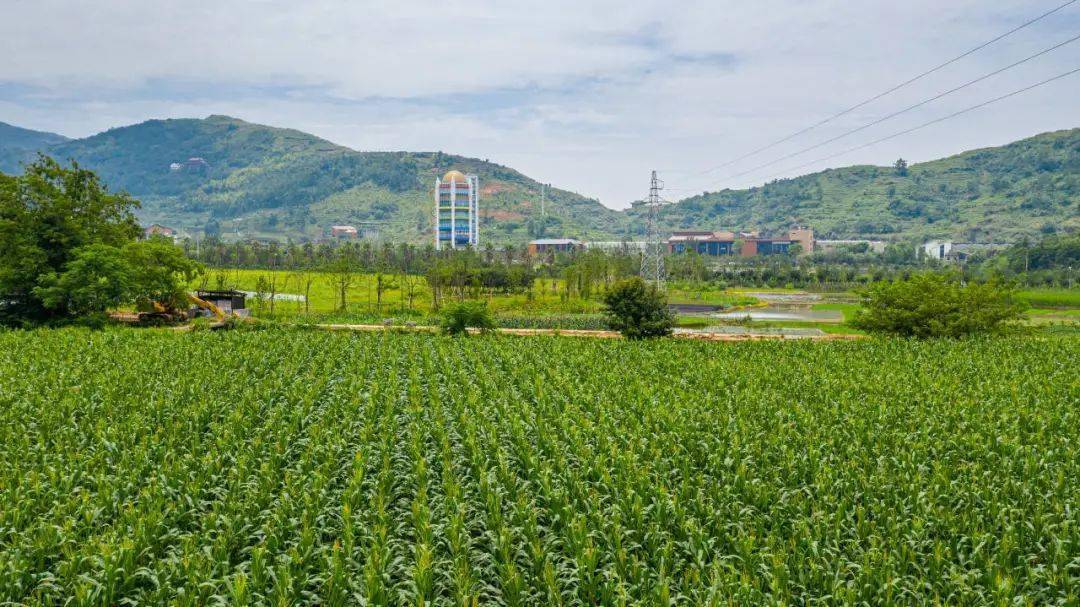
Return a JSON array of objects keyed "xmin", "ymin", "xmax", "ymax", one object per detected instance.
[
  {"xmin": 540, "ymin": 183, "xmax": 546, "ymax": 217},
  {"xmin": 640, "ymin": 170, "xmax": 666, "ymax": 290}
]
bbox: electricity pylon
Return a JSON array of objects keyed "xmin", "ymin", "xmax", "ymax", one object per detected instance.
[{"xmin": 640, "ymin": 170, "xmax": 666, "ymax": 290}]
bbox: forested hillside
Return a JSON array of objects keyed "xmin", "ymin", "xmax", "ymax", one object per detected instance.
[
  {"xmin": 0, "ymin": 115, "xmax": 622, "ymax": 243},
  {"xmin": 2, "ymin": 115, "xmax": 1077, "ymax": 244},
  {"xmin": 0, "ymin": 122, "xmax": 69, "ymax": 170},
  {"xmin": 647, "ymin": 128, "xmax": 1080, "ymax": 242}
]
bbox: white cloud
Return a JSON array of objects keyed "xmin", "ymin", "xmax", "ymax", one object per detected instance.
[{"xmin": 2, "ymin": 0, "xmax": 1079, "ymax": 207}]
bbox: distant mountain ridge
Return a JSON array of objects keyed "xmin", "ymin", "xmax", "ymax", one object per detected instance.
[
  {"xmin": 0, "ymin": 121, "xmax": 69, "ymax": 148},
  {"xmin": 0, "ymin": 122, "xmax": 69, "ymax": 169},
  {"xmin": 643, "ymin": 128, "xmax": 1080, "ymax": 243},
  {"xmin": 0, "ymin": 115, "xmax": 621, "ymax": 244},
  {"xmin": 1, "ymin": 115, "xmax": 1077, "ymax": 244}
]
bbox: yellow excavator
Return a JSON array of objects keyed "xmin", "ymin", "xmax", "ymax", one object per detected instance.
[{"xmin": 137, "ymin": 293, "xmax": 232, "ymax": 324}]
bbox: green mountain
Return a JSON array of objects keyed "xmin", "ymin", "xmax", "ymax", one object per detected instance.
[
  {"xmin": 0, "ymin": 121, "xmax": 69, "ymax": 170},
  {"xmin": 648, "ymin": 129, "xmax": 1080, "ymax": 242},
  {"xmin": 2, "ymin": 115, "xmax": 1077, "ymax": 244},
  {"xmin": 1, "ymin": 115, "xmax": 621, "ymax": 243}
]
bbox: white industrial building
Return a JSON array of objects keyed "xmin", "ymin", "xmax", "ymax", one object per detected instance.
[
  {"xmin": 583, "ymin": 241, "xmax": 651, "ymax": 252},
  {"xmin": 922, "ymin": 241, "xmax": 1010, "ymax": 262},
  {"xmin": 816, "ymin": 239, "xmax": 887, "ymax": 254}
]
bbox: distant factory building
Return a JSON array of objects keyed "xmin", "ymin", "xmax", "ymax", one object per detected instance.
[
  {"xmin": 330, "ymin": 225, "xmax": 358, "ymax": 239},
  {"xmin": 669, "ymin": 231, "xmax": 743, "ymax": 255},
  {"xmin": 789, "ymin": 227, "xmax": 815, "ymax": 254},
  {"xmin": 143, "ymin": 224, "xmax": 177, "ymax": 239},
  {"xmin": 169, "ymin": 157, "xmax": 210, "ymax": 173},
  {"xmin": 435, "ymin": 170, "xmax": 479, "ymax": 250},
  {"xmin": 816, "ymin": 239, "xmax": 887, "ymax": 254},
  {"xmin": 528, "ymin": 238, "xmax": 582, "ymax": 255},
  {"xmin": 668, "ymin": 227, "xmax": 814, "ymax": 257},
  {"xmin": 922, "ymin": 241, "xmax": 1010, "ymax": 262},
  {"xmin": 583, "ymin": 241, "xmax": 651, "ymax": 252}
]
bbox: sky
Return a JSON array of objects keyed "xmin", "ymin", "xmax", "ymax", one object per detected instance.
[{"xmin": 2, "ymin": 0, "xmax": 1080, "ymax": 208}]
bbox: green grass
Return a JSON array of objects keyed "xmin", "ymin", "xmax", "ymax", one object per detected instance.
[
  {"xmin": 193, "ymin": 268, "xmax": 761, "ymax": 320},
  {"xmin": 193, "ymin": 268, "xmax": 607, "ymax": 317},
  {"xmin": 749, "ymin": 319, "xmax": 864, "ymax": 335},
  {"xmin": 1, "ymin": 329, "xmax": 1077, "ymax": 604},
  {"xmin": 674, "ymin": 315, "xmax": 716, "ymax": 329},
  {"xmin": 1022, "ymin": 307, "xmax": 1080, "ymax": 332},
  {"xmin": 673, "ymin": 315, "xmax": 864, "ymax": 335},
  {"xmin": 813, "ymin": 299, "xmax": 1080, "ymax": 331},
  {"xmin": 1017, "ymin": 288, "xmax": 1080, "ymax": 309},
  {"xmin": 728, "ymin": 286, "xmax": 807, "ymax": 294},
  {"xmin": 1028, "ymin": 308, "xmax": 1080, "ymax": 317},
  {"xmin": 492, "ymin": 313, "xmax": 610, "ymax": 331},
  {"xmin": 189, "ymin": 270, "xmax": 1079, "ymax": 335},
  {"xmin": 812, "ymin": 302, "xmax": 860, "ymax": 322},
  {"xmin": 667, "ymin": 286, "xmax": 759, "ymax": 307}
]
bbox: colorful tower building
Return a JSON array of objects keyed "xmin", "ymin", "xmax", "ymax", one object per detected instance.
[{"xmin": 434, "ymin": 170, "xmax": 479, "ymax": 250}]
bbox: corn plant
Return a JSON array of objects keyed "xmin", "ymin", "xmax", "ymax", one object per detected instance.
[{"xmin": 0, "ymin": 328, "xmax": 1076, "ymax": 605}]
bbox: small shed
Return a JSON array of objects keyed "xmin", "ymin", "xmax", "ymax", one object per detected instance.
[{"xmin": 196, "ymin": 290, "xmax": 247, "ymax": 315}]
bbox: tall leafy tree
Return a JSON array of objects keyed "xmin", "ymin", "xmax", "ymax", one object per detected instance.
[
  {"xmin": 123, "ymin": 238, "xmax": 204, "ymax": 311},
  {"xmin": 0, "ymin": 156, "xmax": 142, "ymax": 322},
  {"xmin": 33, "ymin": 244, "xmax": 134, "ymax": 316},
  {"xmin": 894, "ymin": 158, "xmax": 909, "ymax": 176}
]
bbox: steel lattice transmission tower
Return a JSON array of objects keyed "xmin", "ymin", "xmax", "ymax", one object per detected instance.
[{"xmin": 640, "ymin": 170, "xmax": 666, "ymax": 290}]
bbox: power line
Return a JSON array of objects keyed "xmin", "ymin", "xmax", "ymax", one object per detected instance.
[
  {"xmin": 760, "ymin": 66, "xmax": 1080, "ymax": 182},
  {"xmin": 694, "ymin": 0, "xmax": 1079, "ymax": 176},
  {"xmin": 713, "ymin": 30, "xmax": 1080, "ymax": 183}
]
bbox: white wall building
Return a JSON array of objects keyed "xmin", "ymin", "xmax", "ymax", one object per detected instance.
[
  {"xmin": 817, "ymin": 239, "xmax": 887, "ymax": 254},
  {"xmin": 583, "ymin": 241, "xmax": 651, "ymax": 252},
  {"xmin": 923, "ymin": 241, "xmax": 1010, "ymax": 261}
]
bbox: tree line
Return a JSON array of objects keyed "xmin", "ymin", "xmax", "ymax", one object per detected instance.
[
  {"xmin": 184, "ymin": 230, "xmax": 1078, "ymax": 301},
  {"xmin": 0, "ymin": 158, "xmax": 198, "ymax": 326},
  {"xmin": 4, "ymin": 157, "xmax": 1073, "ymax": 327}
]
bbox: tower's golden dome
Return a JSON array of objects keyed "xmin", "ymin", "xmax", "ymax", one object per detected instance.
[{"xmin": 442, "ymin": 170, "xmax": 468, "ymax": 184}]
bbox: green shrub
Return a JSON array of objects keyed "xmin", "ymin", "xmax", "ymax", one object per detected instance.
[
  {"xmin": 602, "ymin": 277, "xmax": 674, "ymax": 339},
  {"xmin": 75, "ymin": 311, "xmax": 111, "ymax": 330},
  {"xmin": 852, "ymin": 273, "xmax": 1027, "ymax": 338},
  {"xmin": 439, "ymin": 301, "xmax": 495, "ymax": 336}
]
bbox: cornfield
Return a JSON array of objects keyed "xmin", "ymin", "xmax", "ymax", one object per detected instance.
[
  {"xmin": 493, "ymin": 314, "xmax": 610, "ymax": 331},
  {"xmin": 0, "ymin": 328, "xmax": 1077, "ymax": 605}
]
